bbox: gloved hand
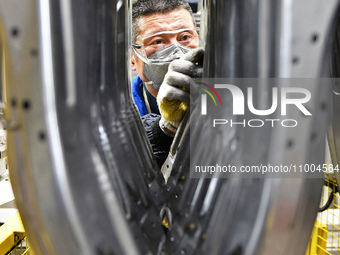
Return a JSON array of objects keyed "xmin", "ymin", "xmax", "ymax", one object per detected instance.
[{"xmin": 157, "ymin": 48, "xmax": 204, "ymax": 136}]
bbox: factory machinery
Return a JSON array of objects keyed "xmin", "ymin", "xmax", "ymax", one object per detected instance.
[{"xmin": 1, "ymin": 0, "xmax": 340, "ymax": 254}]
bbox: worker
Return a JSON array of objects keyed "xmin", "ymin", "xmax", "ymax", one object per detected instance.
[{"xmin": 131, "ymin": 0, "xmax": 203, "ymax": 167}]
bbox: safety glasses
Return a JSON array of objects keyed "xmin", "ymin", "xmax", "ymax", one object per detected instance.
[{"xmin": 132, "ymin": 27, "xmax": 198, "ymax": 63}]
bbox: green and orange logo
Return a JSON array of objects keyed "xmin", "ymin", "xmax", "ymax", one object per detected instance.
[{"xmin": 198, "ymin": 82, "xmax": 223, "ymax": 115}]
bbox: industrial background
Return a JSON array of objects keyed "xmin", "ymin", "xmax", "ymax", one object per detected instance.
[{"xmin": 0, "ymin": 0, "xmax": 340, "ymax": 254}]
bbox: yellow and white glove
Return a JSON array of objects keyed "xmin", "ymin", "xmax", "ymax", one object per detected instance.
[{"xmin": 157, "ymin": 48, "xmax": 204, "ymax": 136}]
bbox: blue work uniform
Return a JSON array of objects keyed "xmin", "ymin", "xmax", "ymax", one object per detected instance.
[
  {"xmin": 132, "ymin": 76, "xmax": 170, "ymax": 167},
  {"xmin": 132, "ymin": 76, "xmax": 160, "ymax": 117}
]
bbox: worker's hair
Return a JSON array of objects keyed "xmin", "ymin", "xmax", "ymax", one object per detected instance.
[{"xmin": 132, "ymin": 0, "xmax": 195, "ymax": 43}]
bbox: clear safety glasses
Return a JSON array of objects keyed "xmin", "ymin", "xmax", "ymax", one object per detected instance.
[{"xmin": 132, "ymin": 27, "xmax": 198, "ymax": 63}]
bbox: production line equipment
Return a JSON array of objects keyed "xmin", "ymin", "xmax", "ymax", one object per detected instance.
[{"xmin": 1, "ymin": 0, "xmax": 340, "ymax": 254}]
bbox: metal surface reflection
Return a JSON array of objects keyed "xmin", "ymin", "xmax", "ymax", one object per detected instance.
[
  {"xmin": 168, "ymin": 0, "xmax": 338, "ymax": 254},
  {"xmin": 0, "ymin": 0, "xmax": 339, "ymax": 254},
  {"xmin": 329, "ymin": 9, "xmax": 340, "ymax": 186},
  {"xmin": 1, "ymin": 0, "xmax": 164, "ymax": 254}
]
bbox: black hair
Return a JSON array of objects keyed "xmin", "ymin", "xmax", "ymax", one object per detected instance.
[{"xmin": 132, "ymin": 0, "xmax": 195, "ymax": 43}]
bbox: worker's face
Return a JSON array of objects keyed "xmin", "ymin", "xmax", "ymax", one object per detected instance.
[{"xmin": 131, "ymin": 8, "xmax": 199, "ymax": 95}]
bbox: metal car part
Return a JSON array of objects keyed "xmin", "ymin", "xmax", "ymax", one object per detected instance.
[
  {"xmin": 1, "ymin": 0, "xmax": 164, "ymax": 254},
  {"xmin": 328, "ymin": 9, "xmax": 340, "ymax": 187},
  {"xmin": 0, "ymin": 0, "xmax": 338, "ymax": 255},
  {"xmin": 164, "ymin": 1, "xmax": 337, "ymax": 254}
]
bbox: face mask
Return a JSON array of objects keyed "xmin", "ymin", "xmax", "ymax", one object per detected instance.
[{"xmin": 143, "ymin": 43, "xmax": 192, "ymax": 91}]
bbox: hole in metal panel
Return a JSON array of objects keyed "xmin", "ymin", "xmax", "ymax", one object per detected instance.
[
  {"xmin": 38, "ymin": 131, "xmax": 46, "ymax": 141},
  {"xmin": 292, "ymin": 57, "xmax": 300, "ymax": 65},
  {"xmin": 11, "ymin": 27, "xmax": 19, "ymax": 37},
  {"xmin": 287, "ymin": 140, "xmax": 294, "ymax": 149},
  {"xmin": 320, "ymin": 102, "xmax": 327, "ymax": 111},
  {"xmin": 22, "ymin": 100, "xmax": 31, "ymax": 110},
  {"xmin": 311, "ymin": 33, "xmax": 319, "ymax": 43},
  {"xmin": 30, "ymin": 49, "xmax": 38, "ymax": 56}
]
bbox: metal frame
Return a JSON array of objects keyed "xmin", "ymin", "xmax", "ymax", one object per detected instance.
[{"xmin": 0, "ymin": 0, "xmax": 339, "ymax": 254}]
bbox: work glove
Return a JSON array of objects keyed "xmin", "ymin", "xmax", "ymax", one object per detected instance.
[{"xmin": 157, "ymin": 48, "xmax": 204, "ymax": 136}]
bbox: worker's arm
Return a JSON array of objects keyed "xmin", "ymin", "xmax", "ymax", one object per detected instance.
[
  {"xmin": 142, "ymin": 113, "xmax": 174, "ymax": 168},
  {"xmin": 157, "ymin": 48, "xmax": 204, "ymax": 136}
]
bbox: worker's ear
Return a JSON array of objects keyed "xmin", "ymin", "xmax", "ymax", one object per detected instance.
[{"xmin": 131, "ymin": 53, "xmax": 137, "ymax": 71}]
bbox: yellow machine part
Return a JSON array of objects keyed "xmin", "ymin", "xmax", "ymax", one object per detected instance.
[{"xmin": 0, "ymin": 212, "xmax": 25, "ymax": 254}]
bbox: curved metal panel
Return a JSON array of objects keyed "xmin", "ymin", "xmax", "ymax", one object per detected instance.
[
  {"xmin": 166, "ymin": 0, "xmax": 338, "ymax": 254},
  {"xmin": 329, "ymin": 8, "xmax": 340, "ymax": 186},
  {"xmin": 0, "ymin": 0, "xmax": 338, "ymax": 254},
  {"xmin": 1, "ymin": 0, "xmax": 164, "ymax": 254}
]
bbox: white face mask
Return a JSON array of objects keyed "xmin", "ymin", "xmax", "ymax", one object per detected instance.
[{"xmin": 143, "ymin": 43, "xmax": 192, "ymax": 91}]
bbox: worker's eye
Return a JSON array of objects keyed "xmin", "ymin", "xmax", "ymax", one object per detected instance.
[
  {"xmin": 181, "ymin": 35, "xmax": 190, "ymax": 41},
  {"xmin": 178, "ymin": 33, "xmax": 193, "ymax": 42},
  {"xmin": 146, "ymin": 37, "xmax": 166, "ymax": 47},
  {"xmin": 152, "ymin": 39, "xmax": 165, "ymax": 45}
]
